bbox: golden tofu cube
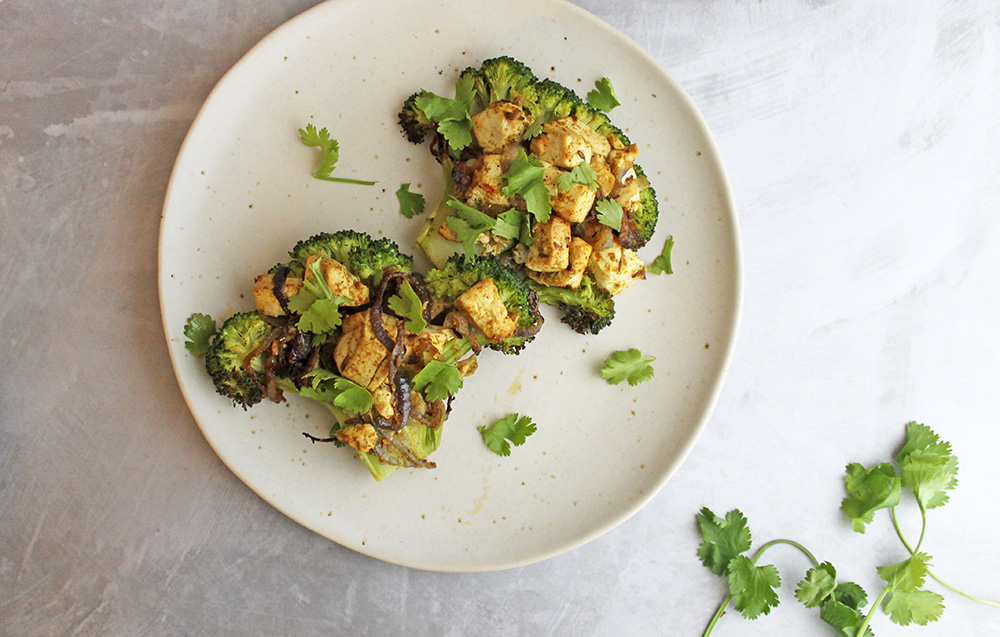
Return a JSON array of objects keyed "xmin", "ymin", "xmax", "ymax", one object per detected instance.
[
  {"xmin": 304, "ymin": 256, "xmax": 370, "ymax": 306},
  {"xmin": 334, "ymin": 310, "xmax": 400, "ymax": 389},
  {"xmin": 464, "ymin": 154, "xmax": 511, "ymax": 213},
  {"xmin": 588, "ymin": 240, "xmax": 646, "ymax": 295},
  {"xmin": 530, "ymin": 116, "xmax": 611, "ymax": 168},
  {"xmin": 525, "ymin": 216, "xmax": 572, "ymax": 273},
  {"xmin": 252, "ymin": 273, "xmax": 303, "ymax": 317},
  {"xmin": 589, "ymin": 155, "xmax": 617, "ymax": 197},
  {"xmin": 527, "ymin": 237, "xmax": 593, "ymax": 289},
  {"xmin": 471, "ymin": 101, "xmax": 531, "ymax": 153},
  {"xmin": 454, "ymin": 278, "xmax": 517, "ymax": 343},
  {"xmin": 543, "ymin": 164, "xmax": 597, "ymax": 224},
  {"xmin": 334, "ymin": 423, "xmax": 378, "ymax": 453}
]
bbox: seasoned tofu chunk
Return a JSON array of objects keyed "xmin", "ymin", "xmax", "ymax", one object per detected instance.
[
  {"xmin": 334, "ymin": 310, "xmax": 400, "ymax": 389},
  {"xmin": 589, "ymin": 155, "xmax": 617, "ymax": 197},
  {"xmin": 252, "ymin": 273, "xmax": 303, "ymax": 317},
  {"xmin": 525, "ymin": 216, "xmax": 571, "ymax": 273},
  {"xmin": 526, "ymin": 237, "xmax": 593, "ymax": 289},
  {"xmin": 471, "ymin": 101, "xmax": 531, "ymax": 153},
  {"xmin": 607, "ymin": 142, "xmax": 639, "ymax": 178},
  {"xmin": 334, "ymin": 423, "xmax": 378, "ymax": 453},
  {"xmin": 588, "ymin": 240, "xmax": 646, "ymax": 295},
  {"xmin": 454, "ymin": 278, "xmax": 517, "ymax": 343},
  {"xmin": 530, "ymin": 116, "xmax": 612, "ymax": 168},
  {"xmin": 304, "ymin": 255, "xmax": 369, "ymax": 307},
  {"xmin": 543, "ymin": 164, "xmax": 597, "ymax": 223},
  {"xmin": 464, "ymin": 154, "xmax": 511, "ymax": 213}
]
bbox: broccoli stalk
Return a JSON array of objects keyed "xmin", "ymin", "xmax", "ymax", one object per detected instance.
[{"xmin": 415, "ymin": 156, "xmax": 464, "ymax": 269}]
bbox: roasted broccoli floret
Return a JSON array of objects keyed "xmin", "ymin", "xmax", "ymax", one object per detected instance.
[
  {"xmin": 289, "ymin": 229, "xmax": 413, "ymax": 285},
  {"xmin": 398, "ymin": 91, "xmax": 436, "ymax": 145},
  {"xmin": 460, "ymin": 56, "xmax": 538, "ymax": 108},
  {"xmin": 527, "ymin": 276, "xmax": 615, "ymax": 335},
  {"xmin": 618, "ymin": 165, "xmax": 659, "ymax": 249},
  {"xmin": 424, "ymin": 255, "xmax": 542, "ymax": 354},
  {"xmin": 204, "ymin": 311, "xmax": 276, "ymax": 408}
]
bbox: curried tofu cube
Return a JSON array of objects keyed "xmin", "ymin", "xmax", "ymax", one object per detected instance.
[
  {"xmin": 471, "ymin": 101, "xmax": 531, "ymax": 153},
  {"xmin": 588, "ymin": 240, "xmax": 646, "ymax": 295},
  {"xmin": 526, "ymin": 237, "xmax": 593, "ymax": 289},
  {"xmin": 589, "ymin": 155, "xmax": 617, "ymax": 197},
  {"xmin": 464, "ymin": 154, "xmax": 511, "ymax": 213},
  {"xmin": 334, "ymin": 423, "xmax": 378, "ymax": 453},
  {"xmin": 530, "ymin": 116, "xmax": 612, "ymax": 168},
  {"xmin": 334, "ymin": 310, "xmax": 400, "ymax": 389},
  {"xmin": 454, "ymin": 278, "xmax": 517, "ymax": 343},
  {"xmin": 253, "ymin": 273, "xmax": 304, "ymax": 317},
  {"xmin": 543, "ymin": 164, "xmax": 597, "ymax": 224},
  {"xmin": 304, "ymin": 256, "xmax": 369, "ymax": 306},
  {"xmin": 525, "ymin": 216, "xmax": 571, "ymax": 273}
]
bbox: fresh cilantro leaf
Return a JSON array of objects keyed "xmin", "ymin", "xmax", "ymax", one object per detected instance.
[
  {"xmin": 454, "ymin": 72, "xmax": 476, "ymax": 110},
  {"xmin": 387, "ymin": 279, "xmax": 427, "ymax": 334},
  {"xmin": 728, "ymin": 555, "xmax": 781, "ymax": 619},
  {"xmin": 298, "ymin": 123, "xmax": 376, "ymax": 185},
  {"xmin": 330, "ymin": 377, "xmax": 375, "ymax": 414},
  {"xmin": 492, "ymin": 208, "xmax": 534, "ymax": 246},
  {"xmin": 795, "ymin": 562, "xmax": 838, "ymax": 608},
  {"xmin": 289, "ymin": 259, "xmax": 351, "ymax": 336},
  {"xmin": 479, "ymin": 413, "xmax": 537, "ymax": 456},
  {"xmin": 897, "ymin": 422, "xmax": 958, "ymax": 510},
  {"xmin": 446, "ymin": 197, "xmax": 496, "ymax": 260},
  {"xmin": 831, "ymin": 582, "xmax": 868, "ymax": 610},
  {"xmin": 297, "ymin": 298, "xmax": 345, "ymax": 336},
  {"xmin": 601, "ymin": 348, "xmax": 655, "ymax": 386},
  {"xmin": 587, "ymin": 77, "xmax": 620, "ymax": 112},
  {"xmin": 412, "ymin": 359, "xmax": 463, "ymax": 402},
  {"xmin": 183, "ymin": 313, "xmax": 216, "ymax": 355},
  {"xmin": 500, "ymin": 148, "xmax": 551, "ymax": 223},
  {"xmin": 840, "ymin": 462, "xmax": 902, "ymax": 533},
  {"xmin": 595, "ymin": 198, "xmax": 624, "ymax": 232},
  {"xmin": 877, "ymin": 553, "xmax": 931, "ymax": 593},
  {"xmin": 820, "ymin": 598, "xmax": 873, "ymax": 637},
  {"xmin": 413, "ymin": 91, "xmax": 472, "ymax": 152},
  {"xmin": 556, "ymin": 162, "xmax": 599, "ymax": 192},
  {"xmin": 395, "ymin": 183, "xmax": 425, "ymax": 219},
  {"xmin": 301, "ymin": 370, "xmax": 373, "ymax": 414},
  {"xmin": 695, "ymin": 507, "xmax": 752, "ymax": 576},
  {"xmin": 883, "ymin": 589, "xmax": 946, "ymax": 626},
  {"xmin": 287, "ymin": 287, "xmax": 317, "ymax": 314},
  {"xmin": 648, "ymin": 235, "xmax": 675, "ymax": 275}
]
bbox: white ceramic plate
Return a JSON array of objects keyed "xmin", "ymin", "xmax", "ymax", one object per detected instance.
[{"xmin": 159, "ymin": 0, "xmax": 742, "ymax": 572}]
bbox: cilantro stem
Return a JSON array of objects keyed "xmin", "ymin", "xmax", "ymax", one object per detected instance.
[
  {"xmin": 857, "ymin": 585, "xmax": 891, "ymax": 637},
  {"xmin": 701, "ymin": 539, "xmax": 821, "ymax": 637},
  {"xmin": 702, "ymin": 594, "xmax": 733, "ymax": 637},
  {"xmin": 891, "ymin": 507, "xmax": 1000, "ymax": 608},
  {"xmin": 315, "ymin": 175, "xmax": 377, "ymax": 185}
]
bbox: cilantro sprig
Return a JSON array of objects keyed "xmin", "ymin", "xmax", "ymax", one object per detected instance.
[
  {"xmin": 595, "ymin": 198, "xmax": 624, "ymax": 232},
  {"xmin": 288, "ymin": 258, "xmax": 352, "ymax": 337},
  {"xmin": 500, "ymin": 148, "xmax": 551, "ymax": 223},
  {"xmin": 298, "ymin": 124, "xmax": 376, "ymax": 185},
  {"xmin": 395, "ymin": 183, "xmax": 425, "ymax": 219},
  {"xmin": 648, "ymin": 235, "xmax": 675, "ymax": 275},
  {"xmin": 413, "ymin": 91, "xmax": 473, "ymax": 152},
  {"xmin": 698, "ymin": 422, "xmax": 997, "ymax": 636},
  {"xmin": 183, "ymin": 313, "xmax": 216, "ymax": 355},
  {"xmin": 587, "ymin": 77, "xmax": 620, "ymax": 112},
  {"xmin": 479, "ymin": 413, "xmax": 536, "ymax": 456},
  {"xmin": 601, "ymin": 348, "xmax": 655, "ymax": 386},
  {"xmin": 387, "ymin": 279, "xmax": 427, "ymax": 334},
  {"xmin": 298, "ymin": 369, "xmax": 374, "ymax": 414}
]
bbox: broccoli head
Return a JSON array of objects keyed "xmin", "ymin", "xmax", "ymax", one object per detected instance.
[
  {"xmin": 289, "ymin": 230, "xmax": 414, "ymax": 285},
  {"xmin": 617, "ymin": 165, "xmax": 658, "ymax": 249},
  {"xmin": 527, "ymin": 275, "xmax": 616, "ymax": 335},
  {"xmin": 423, "ymin": 255, "xmax": 541, "ymax": 354},
  {"xmin": 204, "ymin": 311, "xmax": 276, "ymax": 408},
  {"xmin": 461, "ymin": 56, "xmax": 538, "ymax": 108},
  {"xmin": 398, "ymin": 91, "xmax": 436, "ymax": 145}
]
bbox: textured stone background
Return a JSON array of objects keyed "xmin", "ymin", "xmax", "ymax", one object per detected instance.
[{"xmin": 2, "ymin": 1, "xmax": 999, "ymax": 634}]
